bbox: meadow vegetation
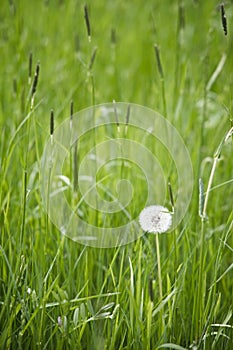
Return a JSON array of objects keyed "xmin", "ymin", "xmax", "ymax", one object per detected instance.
[{"xmin": 0, "ymin": 1, "xmax": 233, "ymax": 349}]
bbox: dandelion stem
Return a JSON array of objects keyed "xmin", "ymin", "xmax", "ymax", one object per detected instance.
[
  {"xmin": 155, "ymin": 233, "xmax": 163, "ymax": 300},
  {"xmin": 155, "ymin": 233, "xmax": 164, "ymax": 335}
]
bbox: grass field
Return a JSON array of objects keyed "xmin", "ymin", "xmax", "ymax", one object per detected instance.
[{"xmin": 0, "ymin": 1, "xmax": 233, "ymax": 349}]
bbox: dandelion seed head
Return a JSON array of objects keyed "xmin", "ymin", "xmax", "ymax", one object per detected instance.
[{"xmin": 139, "ymin": 205, "xmax": 172, "ymax": 233}]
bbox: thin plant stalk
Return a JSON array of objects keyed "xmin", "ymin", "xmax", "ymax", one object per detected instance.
[
  {"xmin": 202, "ymin": 126, "xmax": 233, "ymax": 220},
  {"xmin": 195, "ymin": 125, "xmax": 233, "ymax": 341},
  {"xmin": 154, "ymin": 44, "xmax": 167, "ymax": 117},
  {"xmin": 202, "ymin": 157, "xmax": 218, "ymax": 220},
  {"xmin": 195, "ymin": 219, "xmax": 205, "ymax": 341},
  {"xmin": 20, "ymin": 63, "xmax": 40, "ymax": 248},
  {"xmin": 173, "ymin": 1, "xmax": 185, "ymax": 113},
  {"xmin": 155, "ymin": 233, "xmax": 164, "ymax": 336}
]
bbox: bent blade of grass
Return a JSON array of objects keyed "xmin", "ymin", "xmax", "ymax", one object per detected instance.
[
  {"xmin": 157, "ymin": 343, "xmax": 188, "ymax": 350},
  {"xmin": 211, "ymin": 309, "xmax": 233, "ymax": 347},
  {"xmin": 43, "ymin": 236, "xmax": 65, "ymax": 285},
  {"xmin": 45, "ymin": 292, "xmax": 120, "ymax": 309},
  {"xmin": 152, "ymin": 288, "xmax": 177, "ymax": 317},
  {"xmin": 206, "ymin": 53, "xmax": 227, "ymax": 91},
  {"xmin": 211, "ymin": 324, "xmax": 233, "ymax": 329},
  {"xmin": 128, "ymin": 256, "xmax": 135, "ymax": 333},
  {"xmin": 210, "ymin": 263, "xmax": 233, "ymax": 288}
]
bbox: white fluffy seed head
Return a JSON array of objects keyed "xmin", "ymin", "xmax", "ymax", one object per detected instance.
[{"xmin": 139, "ymin": 205, "xmax": 172, "ymax": 234}]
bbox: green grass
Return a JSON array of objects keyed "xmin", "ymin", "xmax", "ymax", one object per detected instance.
[{"xmin": 0, "ymin": 1, "xmax": 233, "ymax": 349}]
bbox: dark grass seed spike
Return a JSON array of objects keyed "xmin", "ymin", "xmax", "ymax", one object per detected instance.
[
  {"xmin": 70, "ymin": 100, "xmax": 74, "ymax": 130},
  {"xmin": 125, "ymin": 105, "xmax": 130, "ymax": 136},
  {"xmin": 178, "ymin": 4, "xmax": 185, "ymax": 30},
  {"xmin": 126, "ymin": 104, "xmax": 130, "ymax": 125},
  {"xmin": 84, "ymin": 4, "xmax": 91, "ymax": 41},
  {"xmin": 168, "ymin": 182, "xmax": 174, "ymax": 211},
  {"xmin": 221, "ymin": 4, "xmax": 227, "ymax": 35},
  {"xmin": 31, "ymin": 62, "xmax": 40, "ymax": 97},
  {"xmin": 125, "ymin": 105, "xmax": 130, "ymax": 135},
  {"xmin": 154, "ymin": 45, "xmax": 164, "ymax": 79},
  {"xmin": 13, "ymin": 78, "xmax": 17, "ymax": 96},
  {"xmin": 111, "ymin": 28, "xmax": 116, "ymax": 45},
  {"xmin": 50, "ymin": 109, "xmax": 54, "ymax": 136},
  {"xmin": 36, "ymin": 63, "xmax": 40, "ymax": 76},
  {"xmin": 73, "ymin": 140, "xmax": 78, "ymax": 192},
  {"xmin": 70, "ymin": 100, "xmax": 74, "ymax": 120}
]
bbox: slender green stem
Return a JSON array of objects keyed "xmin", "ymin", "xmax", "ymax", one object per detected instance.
[
  {"xmin": 155, "ymin": 234, "xmax": 163, "ymax": 301},
  {"xmin": 202, "ymin": 126, "xmax": 233, "ymax": 219},
  {"xmin": 195, "ymin": 219, "xmax": 205, "ymax": 341},
  {"xmin": 20, "ymin": 99, "xmax": 34, "ymax": 251},
  {"xmin": 161, "ymin": 78, "xmax": 167, "ymax": 118},
  {"xmin": 202, "ymin": 156, "xmax": 218, "ymax": 220},
  {"xmin": 154, "ymin": 44, "xmax": 167, "ymax": 118},
  {"xmin": 155, "ymin": 233, "xmax": 164, "ymax": 336}
]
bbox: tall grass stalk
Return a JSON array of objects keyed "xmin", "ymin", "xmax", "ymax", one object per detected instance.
[{"xmin": 154, "ymin": 44, "xmax": 167, "ymax": 118}]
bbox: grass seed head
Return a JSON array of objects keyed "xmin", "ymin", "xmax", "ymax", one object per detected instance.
[
  {"xmin": 168, "ymin": 181, "xmax": 174, "ymax": 211},
  {"xmin": 50, "ymin": 109, "xmax": 54, "ymax": 136},
  {"xmin": 13, "ymin": 78, "xmax": 17, "ymax": 96},
  {"xmin": 31, "ymin": 62, "xmax": 40, "ymax": 98},
  {"xmin": 111, "ymin": 28, "xmax": 116, "ymax": 45},
  {"xmin": 126, "ymin": 104, "xmax": 130, "ymax": 125},
  {"xmin": 70, "ymin": 100, "xmax": 74, "ymax": 120},
  {"xmin": 221, "ymin": 4, "xmax": 227, "ymax": 35},
  {"xmin": 154, "ymin": 44, "xmax": 164, "ymax": 79},
  {"xmin": 84, "ymin": 4, "xmax": 91, "ymax": 41},
  {"xmin": 178, "ymin": 4, "xmax": 185, "ymax": 30}
]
